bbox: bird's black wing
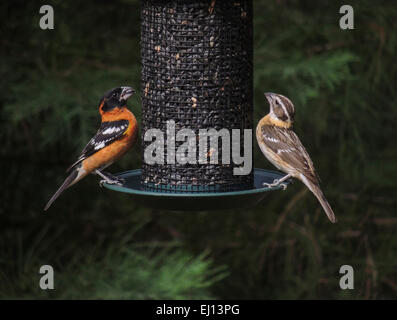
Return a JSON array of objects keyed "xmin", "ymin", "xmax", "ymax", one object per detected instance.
[
  {"xmin": 66, "ymin": 119, "xmax": 129, "ymax": 172},
  {"xmin": 260, "ymin": 125, "xmax": 319, "ymax": 184}
]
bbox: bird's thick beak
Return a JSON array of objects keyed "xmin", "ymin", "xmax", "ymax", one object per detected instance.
[
  {"xmin": 120, "ymin": 87, "xmax": 135, "ymax": 101},
  {"xmin": 264, "ymin": 92, "xmax": 273, "ymax": 104}
]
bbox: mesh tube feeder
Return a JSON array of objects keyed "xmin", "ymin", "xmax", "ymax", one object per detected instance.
[{"xmin": 103, "ymin": 0, "xmax": 290, "ymax": 210}]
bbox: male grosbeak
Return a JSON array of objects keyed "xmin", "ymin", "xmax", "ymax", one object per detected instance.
[
  {"xmin": 256, "ymin": 92, "xmax": 336, "ymax": 223},
  {"xmin": 44, "ymin": 86, "xmax": 138, "ymax": 211}
]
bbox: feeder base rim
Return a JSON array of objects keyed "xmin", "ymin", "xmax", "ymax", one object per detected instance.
[{"xmin": 101, "ymin": 168, "xmax": 291, "ymax": 211}]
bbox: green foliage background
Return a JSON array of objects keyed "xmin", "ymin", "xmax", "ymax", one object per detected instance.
[{"xmin": 1, "ymin": 0, "xmax": 396, "ymax": 299}]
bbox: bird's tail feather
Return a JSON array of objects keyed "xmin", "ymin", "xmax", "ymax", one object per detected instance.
[
  {"xmin": 315, "ymin": 190, "xmax": 337, "ymax": 223},
  {"xmin": 44, "ymin": 169, "xmax": 79, "ymax": 211},
  {"xmin": 302, "ymin": 177, "xmax": 337, "ymax": 223}
]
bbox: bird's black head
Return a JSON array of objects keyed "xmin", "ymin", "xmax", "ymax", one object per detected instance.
[{"xmin": 99, "ymin": 86, "xmax": 135, "ymax": 112}]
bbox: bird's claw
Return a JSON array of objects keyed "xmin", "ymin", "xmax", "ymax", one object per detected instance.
[
  {"xmin": 279, "ymin": 183, "xmax": 288, "ymax": 190},
  {"xmin": 263, "ymin": 179, "xmax": 288, "ymax": 190},
  {"xmin": 99, "ymin": 177, "xmax": 125, "ymax": 187}
]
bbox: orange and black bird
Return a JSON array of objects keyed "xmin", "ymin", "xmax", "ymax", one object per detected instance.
[
  {"xmin": 44, "ymin": 86, "xmax": 138, "ymax": 211},
  {"xmin": 256, "ymin": 92, "xmax": 336, "ymax": 223}
]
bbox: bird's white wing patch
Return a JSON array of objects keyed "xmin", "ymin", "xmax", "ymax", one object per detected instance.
[
  {"xmin": 94, "ymin": 141, "xmax": 106, "ymax": 150},
  {"xmin": 277, "ymin": 148, "xmax": 294, "ymax": 154},
  {"xmin": 263, "ymin": 134, "xmax": 279, "ymax": 143},
  {"xmin": 66, "ymin": 119, "xmax": 129, "ymax": 172},
  {"xmin": 102, "ymin": 125, "xmax": 127, "ymax": 135}
]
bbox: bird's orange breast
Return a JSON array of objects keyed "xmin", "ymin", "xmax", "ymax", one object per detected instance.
[
  {"xmin": 258, "ymin": 114, "xmax": 291, "ymax": 129},
  {"xmin": 256, "ymin": 115, "xmax": 297, "ymax": 175}
]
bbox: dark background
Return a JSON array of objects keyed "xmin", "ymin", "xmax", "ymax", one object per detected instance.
[{"xmin": 1, "ymin": 0, "xmax": 396, "ymax": 299}]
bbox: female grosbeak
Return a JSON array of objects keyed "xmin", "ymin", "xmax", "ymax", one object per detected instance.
[{"xmin": 256, "ymin": 92, "xmax": 336, "ymax": 223}]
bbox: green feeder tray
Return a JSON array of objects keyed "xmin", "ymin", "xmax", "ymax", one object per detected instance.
[{"xmin": 102, "ymin": 168, "xmax": 291, "ymax": 211}]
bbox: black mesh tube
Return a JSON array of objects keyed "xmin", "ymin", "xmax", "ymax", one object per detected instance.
[{"xmin": 141, "ymin": 0, "xmax": 253, "ymax": 192}]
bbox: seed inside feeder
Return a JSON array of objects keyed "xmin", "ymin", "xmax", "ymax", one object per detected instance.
[
  {"xmin": 140, "ymin": 0, "xmax": 253, "ymax": 192},
  {"xmin": 191, "ymin": 97, "xmax": 197, "ymax": 108}
]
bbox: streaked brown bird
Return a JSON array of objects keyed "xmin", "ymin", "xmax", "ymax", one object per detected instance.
[
  {"xmin": 256, "ymin": 92, "xmax": 336, "ymax": 223},
  {"xmin": 44, "ymin": 86, "xmax": 138, "ymax": 211}
]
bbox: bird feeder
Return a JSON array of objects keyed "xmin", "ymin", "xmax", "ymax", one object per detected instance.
[{"xmin": 103, "ymin": 0, "xmax": 290, "ymax": 210}]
